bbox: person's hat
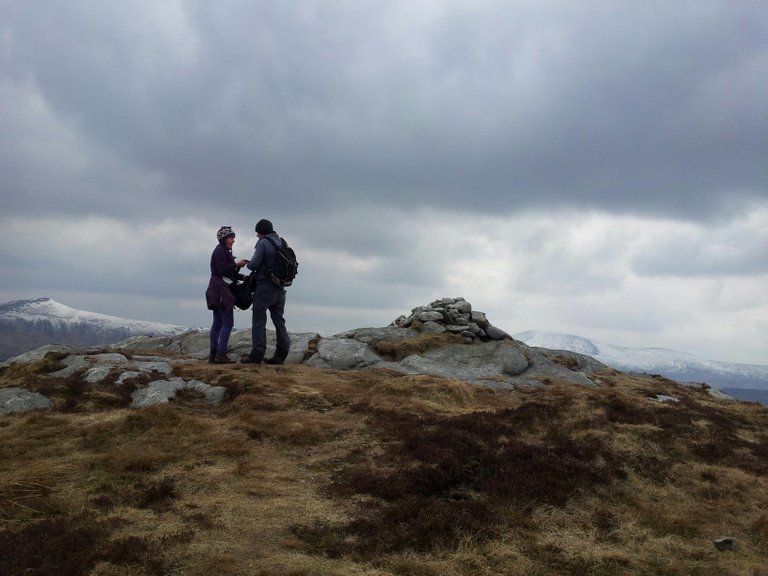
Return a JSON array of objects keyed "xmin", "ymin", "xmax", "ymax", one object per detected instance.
[
  {"xmin": 255, "ymin": 219, "xmax": 274, "ymax": 235},
  {"xmin": 217, "ymin": 226, "xmax": 235, "ymax": 241}
]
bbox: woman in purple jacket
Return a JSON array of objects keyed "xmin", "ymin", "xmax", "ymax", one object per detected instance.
[{"xmin": 205, "ymin": 226, "xmax": 247, "ymax": 363}]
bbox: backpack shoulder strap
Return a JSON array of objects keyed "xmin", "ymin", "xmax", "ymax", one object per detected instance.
[{"xmin": 265, "ymin": 236, "xmax": 283, "ymax": 250}]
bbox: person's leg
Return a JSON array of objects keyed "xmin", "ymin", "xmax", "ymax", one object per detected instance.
[
  {"xmin": 209, "ymin": 309, "xmax": 222, "ymax": 362},
  {"xmin": 216, "ymin": 305, "xmax": 235, "ymax": 354},
  {"xmin": 267, "ymin": 289, "xmax": 290, "ymax": 363},
  {"xmin": 246, "ymin": 284, "xmax": 271, "ymax": 363}
]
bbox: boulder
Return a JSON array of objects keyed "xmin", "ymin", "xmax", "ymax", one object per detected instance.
[
  {"xmin": 470, "ymin": 311, "xmax": 489, "ymax": 328},
  {"xmin": 0, "ymin": 387, "xmax": 52, "ymax": 416},
  {"xmin": 451, "ymin": 301, "xmax": 472, "ymax": 314},
  {"xmin": 421, "ymin": 321, "xmax": 447, "ymax": 334},
  {"xmin": 484, "ymin": 324, "xmax": 511, "ymax": 340},
  {"xmin": 417, "ymin": 311, "xmax": 445, "ymax": 322}
]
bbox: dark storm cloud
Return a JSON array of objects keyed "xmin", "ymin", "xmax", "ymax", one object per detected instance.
[{"xmin": 1, "ymin": 0, "xmax": 765, "ymax": 222}]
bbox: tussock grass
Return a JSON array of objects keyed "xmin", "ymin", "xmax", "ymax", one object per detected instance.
[
  {"xmin": 0, "ymin": 462, "xmax": 63, "ymax": 523},
  {"xmin": 2, "ymin": 361, "xmax": 768, "ymax": 575},
  {"xmin": 374, "ymin": 333, "xmax": 464, "ymax": 361}
]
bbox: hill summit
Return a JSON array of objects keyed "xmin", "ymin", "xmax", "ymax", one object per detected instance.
[
  {"xmin": 2, "ymin": 330, "xmax": 768, "ymax": 572},
  {"xmin": 1, "ymin": 297, "xmax": 768, "ymax": 574}
]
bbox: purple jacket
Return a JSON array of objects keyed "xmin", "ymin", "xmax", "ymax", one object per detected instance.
[{"xmin": 205, "ymin": 242, "xmax": 237, "ymax": 310}]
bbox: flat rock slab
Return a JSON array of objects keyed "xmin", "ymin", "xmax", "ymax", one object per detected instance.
[
  {"xmin": 306, "ymin": 338, "xmax": 382, "ymax": 370},
  {"xmin": 132, "ymin": 361, "xmax": 174, "ymax": 375},
  {"xmin": 51, "ymin": 356, "xmax": 175, "ymax": 381},
  {"xmin": 394, "ymin": 341, "xmax": 530, "ymax": 386},
  {"xmin": 0, "ymin": 387, "xmax": 52, "ymax": 415},
  {"xmin": 117, "ymin": 329, "xmax": 319, "ymax": 365},
  {"xmin": 116, "ymin": 371, "xmax": 141, "ymax": 385},
  {"xmin": 91, "ymin": 353, "xmax": 129, "ymax": 363},
  {"xmin": 335, "ymin": 327, "xmax": 419, "ymax": 345},
  {"xmin": 0, "ymin": 345, "xmax": 81, "ymax": 367},
  {"xmin": 130, "ymin": 377, "xmax": 227, "ymax": 408},
  {"xmin": 50, "ymin": 356, "xmax": 91, "ymax": 378},
  {"xmin": 300, "ymin": 331, "xmax": 604, "ymax": 389},
  {"xmin": 132, "ymin": 355, "xmax": 175, "ymax": 363},
  {"xmin": 84, "ymin": 366, "xmax": 113, "ymax": 384}
]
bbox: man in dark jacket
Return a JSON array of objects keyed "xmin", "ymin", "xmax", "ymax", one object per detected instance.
[{"xmin": 241, "ymin": 219, "xmax": 290, "ymax": 364}]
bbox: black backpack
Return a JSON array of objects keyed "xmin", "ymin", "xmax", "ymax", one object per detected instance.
[{"xmin": 265, "ymin": 236, "xmax": 298, "ymax": 287}]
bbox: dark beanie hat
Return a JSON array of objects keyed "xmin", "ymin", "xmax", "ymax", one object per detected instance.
[{"xmin": 255, "ymin": 219, "xmax": 274, "ymax": 235}]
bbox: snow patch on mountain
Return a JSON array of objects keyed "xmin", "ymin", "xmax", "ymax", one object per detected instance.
[
  {"xmin": 514, "ymin": 330, "xmax": 768, "ymax": 391},
  {"xmin": 1, "ymin": 298, "xmax": 186, "ymax": 332},
  {"xmin": 0, "ymin": 298, "xmax": 188, "ymax": 361}
]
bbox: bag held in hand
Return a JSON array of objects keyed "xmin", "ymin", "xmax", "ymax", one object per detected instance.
[
  {"xmin": 265, "ymin": 236, "xmax": 298, "ymax": 287},
  {"xmin": 229, "ymin": 273, "xmax": 255, "ymax": 310}
]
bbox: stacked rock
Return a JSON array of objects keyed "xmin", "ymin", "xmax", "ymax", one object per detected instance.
[{"xmin": 391, "ymin": 297, "xmax": 510, "ymax": 343}]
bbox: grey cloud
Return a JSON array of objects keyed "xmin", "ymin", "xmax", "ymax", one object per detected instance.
[
  {"xmin": 2, "ymin": 1, "xmax": 765, "ymax": 223},
  {"xmin": 632, "ymin": 231, "xmax": 768, "ymax": 278},
  {"xmin": 281, "ymin": 209, "xmax": 413, "ymax": 258},
  {"xmin": 1, "ymin": 1, "xmax": 767, "ymax": 365}
]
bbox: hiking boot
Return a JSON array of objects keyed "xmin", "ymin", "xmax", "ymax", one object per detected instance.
[
  {"xmin": 213, "ymin": 353, "xmax": 234, "ymax": 364},
  {"xmin": 208, "ymin": 349, "xmax": 217, "ymax": 364},
  {"xmin": 264, "ymin": 357, "xmax": 284, "ymax": 365},
  {"xmin": 240, "ymin": 356, "xmax": 262, "ymax": 365}
]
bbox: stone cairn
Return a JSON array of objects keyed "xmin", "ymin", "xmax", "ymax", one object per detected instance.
[{"xmin": 391, "ymin": 297, "xmax": 510, "ymax": 344}]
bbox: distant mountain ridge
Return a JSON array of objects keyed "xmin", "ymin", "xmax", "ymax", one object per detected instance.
[
  {"xmin": 514, "ymin": 330, "xmax": 768, "ymax": 391},
  {"xmin": 0, "ymin": 298, "xmax": 187, "ymax": 361}
]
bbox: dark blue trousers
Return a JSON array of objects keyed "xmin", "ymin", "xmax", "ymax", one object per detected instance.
[
  {"xmin": 210, "ymin": 306, "xmax": 234, "ymax": 353},
  {"xmin": 250, "ymin": 282, "xmax": 290, "ymax": 362}
]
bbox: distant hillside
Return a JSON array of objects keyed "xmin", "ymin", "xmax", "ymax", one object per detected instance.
[
  {"xmin": 721, "ymin": 388, "xmax": 768, "ymax": 404},
  {"xmin": 514, "ymin": 330, "xmax": 768, "ymax": 393},
  {"xmin": 0, "ymin": 298, "xmax": 187, "ymax": 361}
]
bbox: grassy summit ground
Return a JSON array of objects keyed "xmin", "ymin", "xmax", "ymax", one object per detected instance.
[{"xmin": 1, "ymin": 349, "xmax": 768, "ymax": 575}]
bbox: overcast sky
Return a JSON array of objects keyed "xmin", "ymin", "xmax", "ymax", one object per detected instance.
[{"xmin": 1, "ymin": 0, "xmax": 766, "ymax": 364}]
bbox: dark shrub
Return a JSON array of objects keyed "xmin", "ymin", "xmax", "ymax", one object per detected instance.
[{"xmin": 324, "ymin": 400, "xmax": 624, "ymax": 554}]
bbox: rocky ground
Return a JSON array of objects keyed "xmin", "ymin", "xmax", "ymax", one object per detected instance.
[
  {"xmin": 0, "ymin": 326, "xmax": 605, "ymax": 415},
  {"xmin": 2, "ymin": 297, "xmax": 627, "ymax": 415},
  {"xmin": 1, "ymin": 300, "xmax": 766, "ymax": 575}
]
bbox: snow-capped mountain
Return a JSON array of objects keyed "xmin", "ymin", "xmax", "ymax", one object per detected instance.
[
  {"xmin": 514, "ymin": 330, "xmax": 768, "ymax": 391},
  {"xmin": 0, "ymin": 298, "xmax": 188, "ymax": 361}
]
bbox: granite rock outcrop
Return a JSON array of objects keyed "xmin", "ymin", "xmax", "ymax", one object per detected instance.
[{"xmin": 1, "ymin": 298, "xmax": 612, "ymax": 414}]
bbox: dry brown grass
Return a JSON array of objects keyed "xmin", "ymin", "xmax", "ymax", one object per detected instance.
[
  {"xmin": 2, "ymin": 357, "xmax": 768, "ymax": 575},
  {"xmin": 374, "ymin": 332, "xmax": 465, "ymax": 361}
]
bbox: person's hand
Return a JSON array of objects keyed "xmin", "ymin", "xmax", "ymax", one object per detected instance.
[{"xmin": 236, "ymin": 259, "xmax": 247, "ymax": 268}]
